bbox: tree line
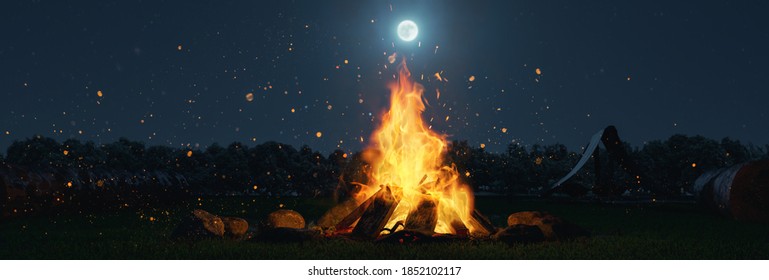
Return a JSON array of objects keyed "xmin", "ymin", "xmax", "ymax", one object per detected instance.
[{"xmin": 2, "ymin": 134, "xmax": 768, "ymax": 199}]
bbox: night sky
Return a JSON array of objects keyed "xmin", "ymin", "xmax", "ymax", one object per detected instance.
[{"xmin": 2, "ymin": 0, "xmax": 768, "ymax": 154}]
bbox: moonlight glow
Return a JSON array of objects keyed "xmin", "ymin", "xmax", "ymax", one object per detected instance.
[{"xmin": 397, "ymin": 20, "xmax": 418, "ymax": 42}]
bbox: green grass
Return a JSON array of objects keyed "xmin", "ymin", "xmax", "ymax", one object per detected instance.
[{"xmin": 1, "ymin": 196, "xmax": 768, "ymax": 259}]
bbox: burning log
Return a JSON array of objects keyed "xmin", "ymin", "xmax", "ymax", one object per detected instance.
[
  {"xmin": 318, "ymin": 183, "xmax": 365, "ymax": 229},
  {"xmin": 404, "ymin": 194, "xmax": 439, "ymax": 235},
  {"xmin": 334, "ymin": 186, "xmax": 379, "ymax": 231},
  {"xmin": 352, "ymin": 185, "xmax": 400, "ymax": 239},
  {"xmin": 468, "ymin": 209, "xmax": 497, "ymax": 236},
  {"xmin": 450, "ymin": 220, "xmax": 469, "ymax": 237}
]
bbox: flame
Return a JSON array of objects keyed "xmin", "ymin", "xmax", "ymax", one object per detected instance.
[{"xmin": 362, "ymin": 59, "xmax": 477, "ymax": 234}]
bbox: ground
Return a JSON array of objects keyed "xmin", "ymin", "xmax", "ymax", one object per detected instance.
[{"xmin": 1, "ymin": 196, "xmax": 768, "ymax": 259}]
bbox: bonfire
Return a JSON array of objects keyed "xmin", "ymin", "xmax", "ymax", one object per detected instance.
[{"xmin": 324, "ymin": 58, "xmax": 494, "ymax": 239}]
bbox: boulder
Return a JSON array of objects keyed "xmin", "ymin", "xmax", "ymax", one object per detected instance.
[
  {"xmin": 221, "ymin": 216, "xmax": 249, "ymax": 238},
  {"xmin": 493, "ymin": 224, "xmax": 546, "ymax": 244},
  {"xmin": 192, "ymin": 209, "xmax": 225, "ymax": 236},
  {"xmin": 506, "ymin": 211, "xmax": 589, "ymax": 241},
  {"xmin": 265, "ymin": 209, "xmax": 306, "ymax": 229},
  {"xmin": 172, "ymin": 209, "xmax": 225, "ymax": 239}
]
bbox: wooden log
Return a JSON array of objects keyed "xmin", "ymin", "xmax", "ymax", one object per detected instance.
[
  {"xmin": 450, "ymin": 219, "xmax": 469, "ymax": 237},
  {"xmin": 352, "ymin": 185, "xmax": 400, "ymax": 239},
  {"xmin": 443, "ymin": 208, "xmax": 471, "ymax": 237},
  {"xmin": 317, "ymin": 197, "xmax": 361, "ymax": 229},
  {"xmin": 404, "ymin": 195, "xmax": 439, "ymax": 235},
  {"xmin": 467, "ymin": 209, "xmax": 497, "ymax": 236},
  {"xmin": 334, "ymin": 187, "xmax": 379, "ymax": 231}
]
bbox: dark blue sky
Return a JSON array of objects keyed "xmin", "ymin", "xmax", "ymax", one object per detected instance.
[{"xmin": 2, "ymin": 0, "xmax": 768, "ymax": 154}]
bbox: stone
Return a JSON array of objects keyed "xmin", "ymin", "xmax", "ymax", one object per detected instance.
[
  {"xmin": 221, "ymin": 216, "xmax": 249, "ymax": 238},
  {"xmin": 506, "ymin": 211, "xmax": 589, "ymax": 241},
  {"xmin": 265, "ymin": 209, "xmax": 306, "ymax": 229},
  {"xmin": 493, "ymin": 224, "xmax": 546, "ymax": 244},
  {"xmin": 192, "ymin": 209, "xmax": 225, "ymax": 236},
  {"xmin": 171, "ymin": 209, "xmax": 225, "ymax": 239}
]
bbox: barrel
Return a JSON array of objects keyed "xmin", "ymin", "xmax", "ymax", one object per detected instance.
[{"xmin": 693, "ymin": 160, "xmax": 769, "ymax": 222}]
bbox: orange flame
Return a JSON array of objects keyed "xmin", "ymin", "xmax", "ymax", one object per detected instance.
[{"xmin": 363, "ymin": 59, "xmax": 477, "ymax": 234}]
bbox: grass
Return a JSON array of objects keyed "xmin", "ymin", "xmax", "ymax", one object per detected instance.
[{"xmin": 1, "ymin": 196, "xmax": 768, "ymax": 259}]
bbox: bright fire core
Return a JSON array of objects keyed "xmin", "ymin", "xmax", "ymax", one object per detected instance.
[{"xmin": 363, "ymin": 59, "xmax": 477, "ymax": 234}]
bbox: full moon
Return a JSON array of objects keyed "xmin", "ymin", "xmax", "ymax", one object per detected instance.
[{"xmin": 397, "ymin": 20, "xmax": 418, "ymax": 42}]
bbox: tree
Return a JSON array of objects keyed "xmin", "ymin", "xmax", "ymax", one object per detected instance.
[
  {"xmin": 212, "ymin": 142, "xmax": 250, "ymax": 191},
  {"xmin": 144, "ymin": 145, "xmax": 175, "ymax": 171},
  {"xmin": 504, "ymin": 142, "xmax": 533, "ymax": 193},
  {"xmin": 101, "ymin": 138, "xmax": 145, "ymax": 171},
  {"xmin": 721, "ymin": 137, "xmax": 750, "ymax": 165},
  {"xmin": 5, "ymin": 135, "xmax": 61, "ymax": 167}
]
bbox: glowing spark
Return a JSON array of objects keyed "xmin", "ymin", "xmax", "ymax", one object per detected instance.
[
  {"xmin": 434, "ymin": 72, "xmax": 443, "ymax": 82},
  {"xmin": 388, "ymin": 53, "xmax": 397, "ymax": 64},
  {"xmin": 245, "ymin": 93, "xmax": 254, "ymax": 102}
]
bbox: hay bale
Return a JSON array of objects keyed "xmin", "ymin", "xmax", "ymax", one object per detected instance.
[{"xmin": 695, "ymin": 160, "xmax": 769, "ymax": 222}]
